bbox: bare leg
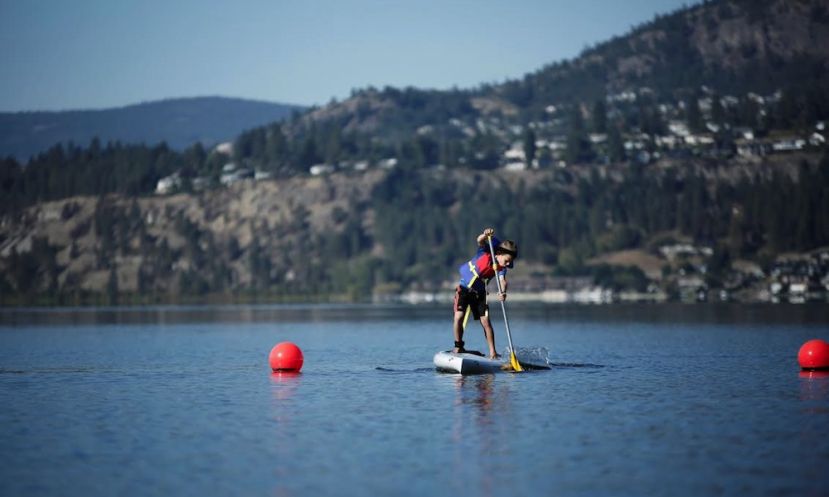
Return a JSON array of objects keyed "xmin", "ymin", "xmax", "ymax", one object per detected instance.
[
  {"xmin": 480, "ymin": 315, "xmax": 499, "ymax": 359},
  {"xmin": 452, "ymin": 310, "xmax": 465, "ymax": 353}
]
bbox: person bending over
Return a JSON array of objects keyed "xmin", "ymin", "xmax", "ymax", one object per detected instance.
[{"xmin": 452, "ymin": 227, "xmax": 518, "ymax": 359}]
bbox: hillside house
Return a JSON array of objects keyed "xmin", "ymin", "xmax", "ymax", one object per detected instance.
[
  {"xmin": 668, "ymin": 121, "xmax": 690, "ymax": 137},
  {"xmin": 221, "ymin": 165, "xmax": 253, "ymax": 185},
  {"xmin": 214, "ymin": 142, "xmax": 233, "ymax": 156},
  {"xmin": 772, "ymin": 138, "xmax": 806, "ymax": 152},
  {"xmin": 309, "ymin": 164, "xmax": 336, "ymax": 176},
  {"xmin": 155, "ymin": 173, "xmax": 181, "ymax": 194},
  {"xmin": 809, "ymin": 132, "xmax": 825, "ymax": 147},
  {"xmin": 736, "ymin": 139, "xmax": 772, "ymax": 157},
  {"xmin": 503, "ymin": 145, "xmax": 524, "ymax": 163}
]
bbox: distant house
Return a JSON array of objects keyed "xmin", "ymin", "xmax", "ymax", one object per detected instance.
[
  {"xmin": 220, "ymin": 167, "xmax": 253, "ymax": 185},
  {"xmin": 624, "ymin": 139, "xmax": 646, "ymax": 151},
  {"xmin": 809, "ymin": 132, "xmax": 825, "ymax": 147},
  {"xmin": 547, "ymin": 139, "xmax": 567, "ymax": 152},
  {"xmin": 155, "ymin": 173, "xmax": 181, "ymax": 194},
  {"xmin": 736, "ymin": 139, "xmax": 772, "ymax": 157},
  {"xmin": 733, "ymin": 127, "xmax": 755, "ymax": 141},
  {"xmin": 668, "ymin": 120, "xmax": 690, "ymax": 137},
  {"xmin": 660, "ymin": 244, "xmax": 712, "ymax": 261},
  {"xmin": 503, "ymin": 146, "xmax": 524, "ymax": 162},
  {"xmin": 379, "ymin": 158, "xmax": 398, "ymax": 169},
  {"xmin": 684, "ymin": 134, "xmax": 715, "ymax": 146},
  {"xmin": 309, "ymin": 164, "xmax": 335, "ymax": 176},
  {"xmin": 772, "ymin": 138, "xmax": 806, "ymax": 152},
  {"xmin": 607, "ymin": 91, "xmax": 637, "ymax": 103},
  {"xmin": 656, "ymin": 135, "xmax": 680, "ymax": 148},
  {"xmin": 789, "ymin": 282, "xmax": 808, "ymax": 296},
  {"xmin": 747, "ymin": 92, "xmax": 765, "ymax": 105},
  {"xmin": 678, "ymin": 276, "xmax": 708, "ymax": 302},
  {"xmin": 504, "ymin": 162, "xmax": 527, "ymax": 171},
  {"xmin": 214, "ymin": 142, "xmax": 233, "ymax": 156}
]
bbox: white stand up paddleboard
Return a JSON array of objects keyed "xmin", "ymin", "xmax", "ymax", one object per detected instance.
[
  {"xmin": 433, "ymin": 350, "xmax": 507, "ymax": 374},
  {"xmin": 434, "ymin": 349, "xmax": 552, "ymax": 374}
]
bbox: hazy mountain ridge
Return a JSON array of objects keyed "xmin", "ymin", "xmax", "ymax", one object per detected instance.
[{"xmin": 0, "ymin": 96, "xmax": 304, "ymax": 161}]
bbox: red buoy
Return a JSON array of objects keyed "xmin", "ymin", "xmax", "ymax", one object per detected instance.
[
  {"xmin": 798, "ymin": 339, "xmax": 829, "ymax": 370},
  {"xmin": 269, "ymin": 342, "xmax": 304, "ymax": 372}
]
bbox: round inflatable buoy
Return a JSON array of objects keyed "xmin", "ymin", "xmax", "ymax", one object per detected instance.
[
  {"xmin": 269, "ymin": 342, "xmax": 304, "ymax": 372},
  {"xmin": 798, "ymin": 339, "xmax": 829, "ymax": 370}
]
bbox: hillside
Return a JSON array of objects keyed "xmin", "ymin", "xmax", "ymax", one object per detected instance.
[
  {"xmin": 1, "ymin": 0, "xmax": 829, "ymax": 305},
  {"xmin": 262, "ymin": 0, "xmax": 829, "ymax": 144},
  {"xmin": 498, "ymin": 0, "xmax": 829, "ymax": 108},
  {"xmin": 1, "ymin": 153, "xmax": 827, "ymax": 305},
  {"xmin": 0, "ymin": 96, "xmax": 304, "ymax": 161}
]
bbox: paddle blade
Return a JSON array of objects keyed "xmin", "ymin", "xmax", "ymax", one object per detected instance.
[{"xmin": 510, "ymin": 352, "xmax": 524, "ymax": 372}]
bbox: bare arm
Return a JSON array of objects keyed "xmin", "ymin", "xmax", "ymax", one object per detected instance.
[{"xmin": 477, "ymin": 227, "xmax": 495, "ymax": 247}]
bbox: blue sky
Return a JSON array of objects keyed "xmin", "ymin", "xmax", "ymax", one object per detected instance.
[{"xmin": 0, "ymin": 0, "xmax": 695, "ymax": 111}]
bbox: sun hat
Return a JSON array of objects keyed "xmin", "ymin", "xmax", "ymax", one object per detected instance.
[{"xmin": 497, "ymin": 240, "xmax": 518, "ymax": 258}]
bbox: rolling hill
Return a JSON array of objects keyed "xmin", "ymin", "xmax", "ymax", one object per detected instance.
[
  {"xmin": 0, "ymin": 96, "xmax": 304, "ymax": 161},
  {"xmin": 276, "ymin": 0, "xmax": 828, "ymax": 141}
]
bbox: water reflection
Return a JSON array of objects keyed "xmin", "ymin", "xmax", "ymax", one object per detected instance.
[
  {"xmin": 269, "ymin": 371, "xmax": 303, "ymax": 497},
  {"xmin": 799, "ymin": 370, "xmax": 829, "ymax": 403},
  {"xmin": 269, "ymin": 371, "xmax": 302, "ymax": 401},
  {"xmin": 450, "ymin": 374, "xmax": 509, "ymax": 497},
  {"xmin": 799, "ymin": 370, "xmax": 829, "ymax": 380},
  {"xmin": 452, "ymin": 374, "xmax": 496, "ymax": 422}
]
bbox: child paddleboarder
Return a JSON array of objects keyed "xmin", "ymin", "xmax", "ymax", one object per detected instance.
[{"xmin": 452, "ymin": 227, "xmax": 518, "ymax": 359}]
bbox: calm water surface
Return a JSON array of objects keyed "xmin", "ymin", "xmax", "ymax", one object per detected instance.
[{"xmin": 1, "ymin": 304, "xmax": 828, "ymax": 497}]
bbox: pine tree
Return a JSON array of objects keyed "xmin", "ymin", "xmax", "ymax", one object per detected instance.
[
  {"xmin": 607, "ymin": 125, "xmax": 625, "ymax": 162},
  {"xmin": 565, "ymin": 108, "xmax": 594, "ymax": 164},
  {"xmin": 523, "ymin": 129, "xmax": 537, "ymax": 167},
  {"xmin": 686, "ymin": 97, "xmax": 704, "ymax": 133},
  {"xmin": 592, "ymin": 99, "xmax": 608, "ymax": 133}
]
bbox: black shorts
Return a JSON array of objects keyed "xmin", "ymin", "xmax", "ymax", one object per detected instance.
[{"xmin": 454, "ymin": 285, "xmax": 488, "ymax": 321}]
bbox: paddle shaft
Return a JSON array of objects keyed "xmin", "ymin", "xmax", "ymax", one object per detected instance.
[{"xmin": 486, "ymin": 236, "xmax": 516, "ymax": 356}]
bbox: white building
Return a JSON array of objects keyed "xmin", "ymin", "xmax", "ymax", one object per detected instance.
[
  {"xmin": 155, "ymin": 173, "xmax": 180, "ymax": 194},
  {"xmin": 309, "ymin": 164, "xmax": 336, "ymax": 176},
  {"xmin": 214, "ymin": 142, "xmax": 233, "ymax": 155}
]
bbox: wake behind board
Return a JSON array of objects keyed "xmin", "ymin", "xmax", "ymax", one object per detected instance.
[{"xmin": 433, "ymin": 349, "xmax": 553, "ymax": 374}]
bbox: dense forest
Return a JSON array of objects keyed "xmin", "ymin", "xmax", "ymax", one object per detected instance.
[
  {"xmin": 369, "ymin": 156, "xmax": 829, "ymax": 290},
  {"xmin": 2, "ymin": 152, "xmax": 828, "ymax": 304}
]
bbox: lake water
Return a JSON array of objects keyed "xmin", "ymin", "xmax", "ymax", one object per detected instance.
[{"xmin": 1, "ymin": 304, "xmax": 828, "ymax": 497}]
